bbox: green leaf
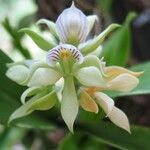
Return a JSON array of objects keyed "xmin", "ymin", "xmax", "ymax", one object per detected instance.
[
  {"xmin": 58, "ymin": 133, "xmax": 79, "ymax": 150},
  {"xmin": 102, "ymin": 12, "xmax": 137, "ymax": 66},
  {"xmin": 0, "ymin": 50, "xmax": 25, "ymax": 124},
  {"xmin": 78, "ymin": 122, "xmax": 150, "ymax": 150},
  {"xmin": 19, "ymin": 28, "xmax": 56, "ymax": 50},
  {"xmin": 12, "ymin": 114, "xmax": 56, "ymax": 130},
  {"xmin": 2, "ymin": 18, "xmax": 31, "ymax": 59},
  {"xmin": 0, "ymin": 127, "xmax": 26, "ymax": 149},
  {"xmin": 59, "ymin": 132, "xmax": 108, "ymax": 150},
  {"xmin": 107, "ymin": 62, "xmax": 150, "ymax": 97}
]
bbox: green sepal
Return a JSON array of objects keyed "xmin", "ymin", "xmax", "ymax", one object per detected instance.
[
  {"xmin": 79, "ymin": 24, "xmax": 120, "ymax": 55},
  {"xmin": 8, "ymin": 90, "xmax": 58, "ymax": 124}
]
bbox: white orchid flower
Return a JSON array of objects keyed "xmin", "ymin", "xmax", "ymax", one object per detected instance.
[
  {"xmin": 6, "ymin": 44, "xmax": 109, "ymax": 132},
  {"xmin": 78, "ymin": 59, "xmax": 143, "ymax": 133},
  {"xmin": 6, "ymin": 2, "xmax": 143, "ymax": 133}
]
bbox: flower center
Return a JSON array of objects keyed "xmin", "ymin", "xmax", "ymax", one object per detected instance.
[
  {"xmin": 86, "ymin": 87, "xmax": 99, "ymax": 96},
  {"xmin": 59, "ymin": 48, "xmax": 72, "ymax": 60}
]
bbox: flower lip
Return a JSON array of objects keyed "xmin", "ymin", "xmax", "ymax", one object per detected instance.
[{"xmin": 46, "ymin": 44, "xmax": 83, "ymax": 66}]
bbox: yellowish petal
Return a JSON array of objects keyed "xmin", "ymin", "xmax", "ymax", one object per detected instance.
[
  {"xmin": 79, "ymin": 89, "xmax": 99, "ymax": 113},
  {"xmin": 94, "ymin": 92, "xmax": 114, "ymax": 116},
  {"xmin": 105, "ymin": 66, "xmax": 143, "ymax": 79},
  {"xmin": 108, "ymin": 106, "xmax": 130, "ymax": 133},
  {"xmin": 108, "ymin": 73, "xmax": 139, "ymax": 92}
]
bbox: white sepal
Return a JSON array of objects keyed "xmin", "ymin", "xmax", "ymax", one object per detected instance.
[
  {"xmin": 37, "ymin": 19, "xmax": 59, "ymax": 38},
  {"xmin": 21, "ymin": 86, "xmax": 42, "ymax": 104},
  {"xmin": 6, "ymin": 65, "xmax": 29, "ymax": 85},
  {"xmin": 94, "ymin": 92, "xmax": 114, "ymax": 116},
  {"xmin": 28, "ymin": 68, "xmax": 61, "ymax": 87},
  {"xmin": 61, "ymin": 76, "xmax": 79, "ymax": 133},
  {"xmin": 87, "ymin": 15, "xmax": 99, "ymax": 34},
  {"xmin": 108, "ymin": 106, "xmax": 131, "ymax": 133},
  {"xmin": 75, "ymin": 66, "xmax": 106, "ymax": 87}
]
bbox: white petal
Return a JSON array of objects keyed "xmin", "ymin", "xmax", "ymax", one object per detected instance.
[
  {"xmin": 76, "ymin": 54, "xmax": 106, "ymax": 76},
  {"xmin": 108, "ymin": 106, "xmax": 130, "ymax": 133},
  {"xmin": 28, "ymin": 68, "xmax": 61, "ymax": 87},
  {"xmin": 36, "ymin": 19, "xmax": 59, "ymax": 38},
  {"xmin": 108, "ymin": 73, "xmax": 139, "ymax": 92},
  {"xmin": 79, "ymin": 24, "xmax": 120, "ymax": 55},
  {"xmin": 94, "ymin": 92, "xmax": 114, "ymax": 116},
  {"xmin": 54, "ymin": 77, "xmax": 64, "ymax": 101},
  {"xmin": 6, "ymin": 65, "xmax": 29, "ymax": 84},
  {"xmin": 21, "ymin": 86, "xmax": 42, "ymax": 104},
  {"xmin": 61, "ymin": 76, "xmax": 79, "ymax": 133},
  {"xmin": 56, "ymin": 2, "xmax": 88, "ymax": 44},
  {"xmin": 75, "ymin": 66, "xmax": 106, "ymax": 87},
  {"xmin": 87, "ymin": 15, "xmax": 99, "ymax": 34}
]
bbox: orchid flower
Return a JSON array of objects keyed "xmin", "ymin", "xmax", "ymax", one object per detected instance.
[
  {"xmin": 76, "ymin": 56, "xmax": 143, "ymax": 133},
  {"xmin": 6, "ymin": 2, "xmax": 142, "ymax": 133}
]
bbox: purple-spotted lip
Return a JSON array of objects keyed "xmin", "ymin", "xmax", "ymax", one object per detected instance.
[{"xmin": 46, "ymin": 44, "xmax": 83, "ymax": 66}]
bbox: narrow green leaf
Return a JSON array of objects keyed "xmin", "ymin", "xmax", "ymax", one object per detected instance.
[
  {"xmin": 101, "ymin": 12, "xmax": 137, "ymax": 66},
  {"xmin": 2, "ymin": 18, "xmax": 31, "ymax": 59},
  {"xmin": 0, "ymin": 50, "xmax": 25, "ymax": 124},
  {"xmin": 13, "ymin": 114, "xmax": 56, "ymax": 130},
  {"xmin": 19, "ymin": 28, "xmax": 56, "ymax": 50},
  {"xmin": 78, "ymin": 122, "xmax": 150, "ymax": 150}
]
